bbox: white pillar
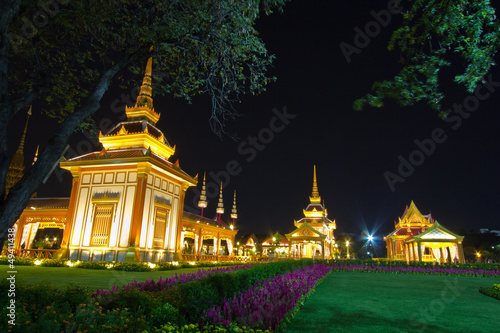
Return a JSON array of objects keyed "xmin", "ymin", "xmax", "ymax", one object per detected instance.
[{"xmin": 194, "ymin": 233, "xmax": 199, "ymax": 254}]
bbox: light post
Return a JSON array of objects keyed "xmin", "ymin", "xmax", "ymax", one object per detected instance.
[{"xmin": 346, "ymin": 240, "xmax": 350, "ymax": 258}]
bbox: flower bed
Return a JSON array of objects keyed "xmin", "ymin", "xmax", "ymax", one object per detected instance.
[
  {"xmin": 1, "ymin": 260, "xmax": 316, "ymax": 332},
  {"xmin": 202, "ymin": 264, "xmax": 332, "ymax": 332},
  {"xmin": 93, "ymin": 264, "xmax": 255, "ymax": 298},
  {"xmin": 329, "ymin": 263, "xmax": 500, "ymax": 277},
  {"xmin": 325, "ymin": 259, "xmax": 500, "ymax": 271}
]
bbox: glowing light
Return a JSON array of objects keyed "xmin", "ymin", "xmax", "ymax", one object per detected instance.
[
  {"xmin": 230, "ymin": 225, "xmax": 234, "ymax": 230},
  {"xmin": 148, "ymin": 263, "xmax": 156, "ymax": 269},
  {"xmin": 189, "ymin": 261, "xmax": 196, "ymax": 266},
  {"xmin": 476, "ymin": 252, "xmax": 481, "ymax": 258},
  {"xmin": 34, "ymin": 260, "xmax": 42, "ymax": 265},
  {"xmin": 368, "ymin": 235, "xmax": 373, "ymax": 242},
  {"xmin": 66, "ymin": 261, "xmax": 74, "ymax": 267},
  {"xmin": 172, "ymin": 261, "xmax": 179, "ymax": 266},
  {"xmin": 346, "ymin": 241, "xmax": 349, "ymax": 246}
]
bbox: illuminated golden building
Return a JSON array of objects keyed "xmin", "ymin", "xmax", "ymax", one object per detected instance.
[
  {"xmin": 286, "ymin": 166, "xmax": 336, "ymax": 258},
  {"xmin": 261, "ymin": 232, "xmax": 289, "ymax": 257},
  {"xmin": 384, "ymin": 201, "xmax": 465, "ymax": 263},
  {"xmin": 10, "ymin": 57, "xmax": 239, "ymax": 263}
]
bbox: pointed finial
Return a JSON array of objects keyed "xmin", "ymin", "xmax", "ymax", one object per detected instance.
[
  {"xmin": 125, "ymin": 56, "xmax": 160, "ymax": 124},
  {"xmin": 216, "ymin": 182, "xmax": 224, "ymax": 214},
  {"xmin": 198, "ymin": 172, "xmax": 208, "ymax": 208},
  {"xmin": 136, "ymin": 57, "xmax": 154, "ymax": 108},
  {"xmin": 309, "ymin": 165, "xmax": 321, "ymax": 203},
  {"xmin": 32, "ymin": 145, "xmax": 39, "ymax": 164},
  {"xmin": 18, "ymin": 106, "xmax": 32, "ymax": 152},
  {"xmin": 231, "ymin": 190, "xmax": 238, "ymax": 219}
]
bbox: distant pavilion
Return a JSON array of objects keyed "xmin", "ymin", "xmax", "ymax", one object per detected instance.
[
  {"xmin": 384, "ymin": 201, "xmax": 465, "ymax": 263},
  {"xmin": 286, "ymin": 166, "xmax": 336, "ymax": 259}
]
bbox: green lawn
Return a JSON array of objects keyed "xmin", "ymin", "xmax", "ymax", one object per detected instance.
[
  {"xmin": 7, "ymin": 265, "xmax": 209, "ymax": 290},
  {"xmin": 287, "ymin": 272, "xmax": 500, "ymax": 333}
]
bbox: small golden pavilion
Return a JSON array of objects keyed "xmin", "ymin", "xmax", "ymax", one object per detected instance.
[
  {"xmin": 286, "ymin": 166, "xmax": 336, "ymax": 259},
  {"xmin": 10, "ymin": 58, "xmax": 237, "ymax": 263},
  {"xmin": 384, "ymin": 201, "xmax": 465, "ymax": 263}
]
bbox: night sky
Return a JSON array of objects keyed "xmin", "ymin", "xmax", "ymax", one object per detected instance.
[{"xmin": 9, "ymin": 0, "xmax": 500, "ymax": 241}]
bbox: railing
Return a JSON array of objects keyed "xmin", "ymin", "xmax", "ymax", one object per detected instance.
[
  {"xmin": 181, "ymin": 254, "xmax": 198, "ymax": 261},
  {"xmin": 18, "ymin": 249, "xmax": 58, "ymax": 259}
]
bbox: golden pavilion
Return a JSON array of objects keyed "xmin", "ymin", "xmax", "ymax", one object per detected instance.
[
  {"xmin": 384, "ymin": 201, "xmax": 465, "ymax": 263},
  {"xmin": 286, "ymin": 166, "xmax": 336, "ymax": 258}
]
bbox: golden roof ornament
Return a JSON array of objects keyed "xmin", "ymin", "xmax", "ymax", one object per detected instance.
[
  {"xmin": 216, "ymin": 182, "xmax": 224, "ymax": 214},
  {"xmin": 124, "ymin": 57, "xmax": 160, "ymax": 124},
  {"xmin": 309, "ymin": 165, "xmax": 321, "ymax": 204}
]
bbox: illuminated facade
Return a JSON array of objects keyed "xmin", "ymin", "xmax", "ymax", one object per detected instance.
[
  {"xmin": 286, "ymin": 166, "xmax": 336, "ymax": 259},
  {"xmin": 11, "ymin": 57, "xmax": 237, "ymax": 263},
  {"xmin": 384, "ymin": 201, "xmax": 465, "ymax": 263}
]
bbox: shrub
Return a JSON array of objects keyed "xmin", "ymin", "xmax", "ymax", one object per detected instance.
[
  {"xmin": 75, "ymin": 260, "xmax": 108, "ymax": 269},
  {"xmin": 112, "ymin": 262, "xmax": 152, "ymax": 272},
  {"xmin": 479, "ymin": 284, "xmax": 500, "ymax": 300},
  {"xmin": 0, "ymin": 256, "xmax": 35, "ymax": 266},
  {"xmin": 40, "ymin": 259, "xmax": 68, "ymax": 267}
]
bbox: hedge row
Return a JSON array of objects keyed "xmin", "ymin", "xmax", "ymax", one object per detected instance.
[{"xmin": 0, "ymin": 256, "xmax": 246, "ymax": 271}]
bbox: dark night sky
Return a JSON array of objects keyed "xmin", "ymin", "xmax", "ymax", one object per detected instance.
[{"xmin": 10, "ymin": 0, "xmax": 500, "ymax": 241}]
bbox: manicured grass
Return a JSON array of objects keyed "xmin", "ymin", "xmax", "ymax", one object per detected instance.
[
  {"xmin": 287, "ymin": 272, "xmax": 500, "ymax": 333},
  {"xmin": 11, "ymin": 266, "xmax": 210, "ymax": 290}
]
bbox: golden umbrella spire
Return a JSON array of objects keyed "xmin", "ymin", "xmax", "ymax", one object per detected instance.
[
  {"xmin": 309, "ymin": 165, "xmax": 321, "ymax": 204},
  {"xmin": 231, "ymin": 190, "xmax": 238, "ymax": 220},
  {"xmin": 216, "ymin": 182, "xmax": 224, "ymax": 215},
  {"xmin": 198, "ymin": 172, "xmax": 208, "ymax": 208}
]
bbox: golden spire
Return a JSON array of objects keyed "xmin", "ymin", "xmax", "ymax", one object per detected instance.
[
  {"xmin": 125, "ymin": 57, "xmax": 160, "ymax": 124},
  {"xmin": 5, "ymin": 107, "xmax": 31, "ymax": 198},
  {"xmin": 231, "ymin": 190, "xmax": 238, "ymax": 219},
  {"xmin": 198, "ymin": 172, "xmax": 208, "ymax": 208},
  {"xmin": 216, "ymin": 182, "xmax": 224, "ymax": 214},
  {"xmin": 33, "ymin": 145, "xmax": 39, "ymax": 164},
  {"xmin": 136, "ymin": 57, "xmax": 154, "ymax": 109},
  {"xmin": 309, "ymin": 165, "xmax": 321, "ymax": 204},
  {"xmin": 18, "ymin": 105, "xmax": 31, "ymax": 153}
]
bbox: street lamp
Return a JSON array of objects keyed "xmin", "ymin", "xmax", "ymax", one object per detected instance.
[{"xmin": 346, "ymin": 240, "xmax": 350, "ymax": 258}]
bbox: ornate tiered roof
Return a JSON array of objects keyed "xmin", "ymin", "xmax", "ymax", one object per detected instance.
[
  {"xmin": 62, "ymin": 57, "xmax": 195, "ymax": 184},
  {"xmin": 294, "ymin": 166, "xmax": 335, "ymax": 228}
]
